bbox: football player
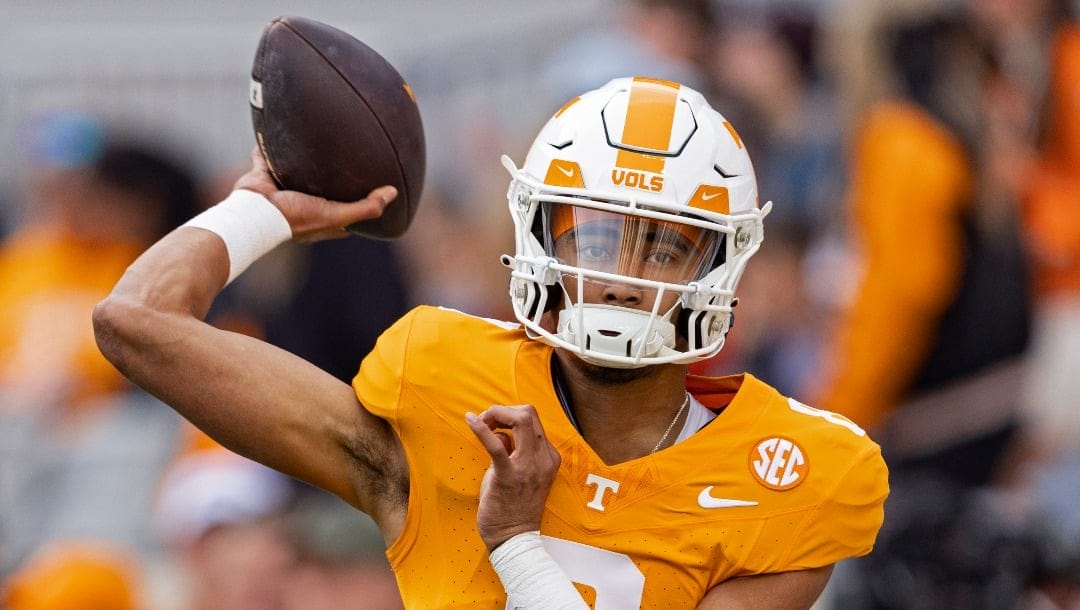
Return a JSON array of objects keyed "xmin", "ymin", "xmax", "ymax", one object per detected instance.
[{"xmin": 95, "ymin": 77, "xmax": 888, "ymax": 608}]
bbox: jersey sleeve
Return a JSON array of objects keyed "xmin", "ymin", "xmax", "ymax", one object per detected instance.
[
  {"xmin": 752, "ymin": 442, "xmax": 889, "ymax": 572},
  {"xmin": 352, "ymin": 306, "xmax": 423, "ymax": 422}
]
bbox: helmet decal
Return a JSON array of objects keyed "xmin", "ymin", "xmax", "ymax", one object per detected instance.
[
  {"xmin": 543, "ymin": 159, "xmax": 585, "ymax": 188},
  {"xmin": 687, "ymin": 185, "xmax": 730, "ymax": 215}
]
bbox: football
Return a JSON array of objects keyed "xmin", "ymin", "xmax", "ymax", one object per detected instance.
[{"xmin": 250, "ymin": 15, "xmax": 425, "ymax": 239}]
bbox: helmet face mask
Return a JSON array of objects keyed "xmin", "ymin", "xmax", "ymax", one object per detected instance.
[{"xmin": 503, "ymin": 77, "xmax": 769, "ymax": 368}]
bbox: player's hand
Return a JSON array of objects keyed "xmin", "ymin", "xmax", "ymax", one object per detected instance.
[
  {"xmin": 466, "ymin": 405, "xmax": 561, "ymax": 552},
  {"xmin": 232, "ymin": 147, "xmax": 396, "ymax": 243}
]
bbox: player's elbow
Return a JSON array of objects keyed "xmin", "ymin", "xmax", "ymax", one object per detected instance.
[{"xmin": 93, "ymin": 294, "xmax": 148, "ymax": 375}]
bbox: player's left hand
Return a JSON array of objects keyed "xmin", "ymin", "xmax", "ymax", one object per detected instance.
[{"xmin": 466, "ymin": 405, "xmax": 560, "ymax": 552}]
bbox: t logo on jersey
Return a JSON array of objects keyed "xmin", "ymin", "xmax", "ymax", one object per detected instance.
[
  {"xmin": 585, "ymin": 473, "xmax": 620, "ymax": 511},
  {"xmin": 750, "ymin": 437, "xmax": 808, "ymax": 490}
]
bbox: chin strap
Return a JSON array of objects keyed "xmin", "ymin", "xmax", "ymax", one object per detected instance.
[{"xmin": 557, "ymin": 304, "xmax": 677, "ymax": 363}]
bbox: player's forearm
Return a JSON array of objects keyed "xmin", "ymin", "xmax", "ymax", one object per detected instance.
[{"xmin": 110, "ymin": 227, "xmax": 228, "ymax": 318}]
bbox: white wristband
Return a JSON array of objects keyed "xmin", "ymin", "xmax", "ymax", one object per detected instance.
[
  {"xmin": 183, "ymin": 189, "xmax": 292, "ymax": 285},
  {"xmin": 489, "ymin": 531, "xmax": 588, "ymax": 610}
]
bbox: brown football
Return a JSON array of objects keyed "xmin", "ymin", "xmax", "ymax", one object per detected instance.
[{"xmin": 250, "ymin": 15, "xmax": 425, "ymax": 239}]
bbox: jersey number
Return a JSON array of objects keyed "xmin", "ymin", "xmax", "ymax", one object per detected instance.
[{"xmin": 787, "ymin": 398, "xmax": 865, "ymax": 436}]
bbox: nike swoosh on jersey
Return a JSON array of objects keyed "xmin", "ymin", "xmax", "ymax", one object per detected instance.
[{"xmin": 697, "ymin": 486, "xmax": 759, "ymax": 509}]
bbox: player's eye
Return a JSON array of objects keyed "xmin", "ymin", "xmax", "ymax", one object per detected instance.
[
  {"xmin": 644, "ymin": 249, "xmax": 680, "ymax": 265},
  {"xmin": 641, "ymin": 230, "xmax": 691, "ymax": 265},
  {"xmin": 578, "ymin": 244, "xmax": 613, "ymax": 262}
]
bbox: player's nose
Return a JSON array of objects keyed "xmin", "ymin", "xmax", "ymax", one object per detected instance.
[{"xmin": 600, "ymin": 282, "xmax": 643, "ymax": 306}]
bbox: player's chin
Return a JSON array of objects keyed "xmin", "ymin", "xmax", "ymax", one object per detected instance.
[{"xmin": 572, "ymin": 357, "xmax": 655, "ymax": 385}]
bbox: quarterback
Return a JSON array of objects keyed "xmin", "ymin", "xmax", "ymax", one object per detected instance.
[{"xmin": 95, "ymin": 77, "xmax": 888, "ymax": 608}]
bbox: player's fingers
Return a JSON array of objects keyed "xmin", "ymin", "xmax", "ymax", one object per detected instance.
[
  {"xmin": 482, "ymin": 404, "xmax": 547, "ymax": 455},
  {"xmin": 473, "ymin": 405, "xmax": 552, "ymax": 462},
  {"xmin": 473, "ymin": 404, "xmax": 533, "ymax": 430},
  {"xmin": 324, "ymin": 185, "xmax": 396, "ymax": 226},
  {"xmin": 466, "ymin": 412, "xmax": 513, "ymax": 466},
  {"xmin": 250, "ymin": 145, "xmax": 269, "ymax": 170},
  {"xmin": 232, "ymin": 149, "xmax": 279, "ymax": 196},
  {"xmin": 282, "ymin": 185, "xmax": 396, "ymax": 243}
]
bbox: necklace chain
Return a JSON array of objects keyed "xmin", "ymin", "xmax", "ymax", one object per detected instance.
[{"xmin": 651, "ymin": 392, "xmax": 691, "ymax": 454}]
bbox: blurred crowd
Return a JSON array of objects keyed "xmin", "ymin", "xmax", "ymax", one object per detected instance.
[{"xmin": 1, "ymin": 0, "xmax": 1078, "ymax": 608}]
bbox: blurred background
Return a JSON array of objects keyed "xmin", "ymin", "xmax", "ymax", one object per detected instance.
[{"xmin": 1, "ymin": 0, "xmax": 1078, "ymax": 608}]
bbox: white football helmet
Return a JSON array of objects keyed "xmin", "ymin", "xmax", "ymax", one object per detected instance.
[{"xmin": 502, "ymin": 77, "xmax": 770, "ymax": 368}]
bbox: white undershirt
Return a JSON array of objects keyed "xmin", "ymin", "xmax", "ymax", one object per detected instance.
[{"xmin": 672, "ymin": 393, "xmax": 718, "ymax": 445}]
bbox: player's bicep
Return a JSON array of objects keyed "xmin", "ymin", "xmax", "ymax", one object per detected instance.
[{"xmin": 698, "ymin": 565, "xmax": 833, "ymax": 610}]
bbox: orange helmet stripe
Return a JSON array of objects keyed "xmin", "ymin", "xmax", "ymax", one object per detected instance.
[
  {"xmin": 614, "ymin": 78, "xmax": 680, "ymax": 174},
  {"xmin": 554, "ymin": 96, "xmax": 581, "ymax": 118},
  {"xmin": 615, "ymin": 148, "xmax": 666, "ymax": 174},
  {"xmin": 723, "ymin": 120, "xmax": 744, "ymax": 149}
]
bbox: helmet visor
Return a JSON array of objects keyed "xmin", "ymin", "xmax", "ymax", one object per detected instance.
[{"xmin": 543, "ymin": 202, "xmax": 721, "ymax": 284}]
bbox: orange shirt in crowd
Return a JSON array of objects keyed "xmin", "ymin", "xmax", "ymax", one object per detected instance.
[
  {"xmin": 817, "ymin": 102, "xmax": 973, "ymax": 429},
  {"xmin": 1024, "ymin": 24, "xmax": 1080, "ymax": 297},
  {"xmin": 0, "ymin": 225, "xmax": 142, "ymax": 408}
]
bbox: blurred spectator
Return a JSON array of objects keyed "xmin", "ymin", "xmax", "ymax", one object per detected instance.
[
  {"xmin": 282, "ymin": 492, "xmax": 403, "ymax": 610},
  {"xmin": 396, "ymin": 183, "xmax": 513, "ymax": 319},
  {"xmin": 259, "ymin": 233, "xmax": 411, "ymax": 383},
  {"xmin": 0, "ymin": 112, "xmax": 198, "ymax": 575},
  {"xmin": 967, "ymin": 0, "xmax": 1071, "ymax": 107},
  {"xmin": 813, "ymin": 3, "xmax": 1037, "ymax": 607},
  {"xmin": 815, "ymin": 4, "xmax": 1031, "ymax": 458},
  {"xmin": 1, "ymin": 541, "xmax": 140, "ymax": 610},
  {"xmin": 990, "ymin": 0, "xmax": 1080, "ymax": 470},
  {"xmin": 709, "ymin": 7, "xmax": 845, "ymax": 235},
  {"xmin": 980, "ymin": 1, "xmax": 1080, "ymax": 604},
  {"xmin": 0, "ymin": 112, "xmax": 198, "ymax": 412},
  {"xmin": 150, "ymin": 426, "xmax": 298, "ymax": 610},
  {"xmin": 712, "ymin": 224, "xmax": 823, "ymax": 396},
  {"xmin": 149, "ymin": 425, "xmax": 403, "ymax": 610},
  {"xmin": 542, "ymin": 0, "xmax": 716, "ymax": 107},
  {"xmin": 699, "ymin": 7, "xmax": 846, "ymax": 392}
]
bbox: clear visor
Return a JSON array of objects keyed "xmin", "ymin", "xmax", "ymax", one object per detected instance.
[{"xmin": 543, "ymin": 202, "xmax": 721, "ymax": 284}]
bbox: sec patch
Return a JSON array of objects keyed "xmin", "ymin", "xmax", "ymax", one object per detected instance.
[{"xmin": 749, "ymin": 436, "xmax": 808, "ymax": 491}]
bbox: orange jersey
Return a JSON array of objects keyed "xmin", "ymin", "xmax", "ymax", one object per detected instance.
[
  {"xmin": 354, "ymin": 306, "xmax": 888, "ymax": 608},
  {"xmin": 0, "ymin": 226, "xmax": 142, "ymax": 405}
]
